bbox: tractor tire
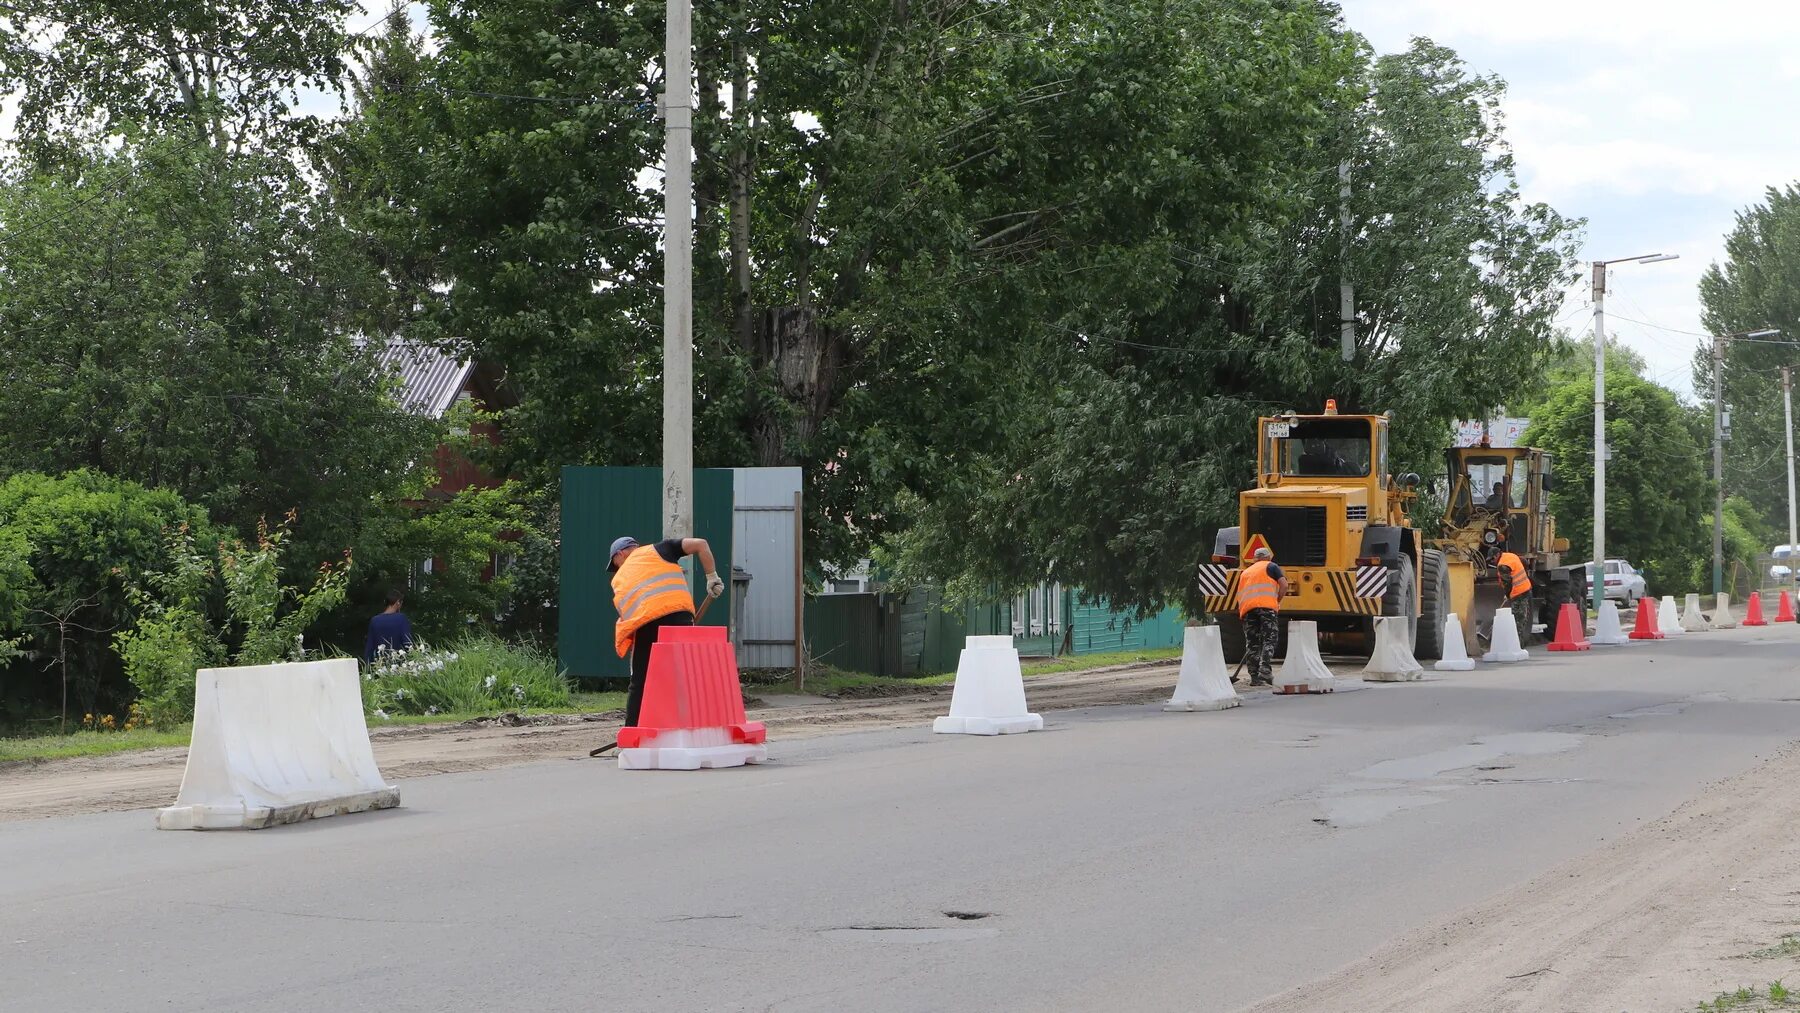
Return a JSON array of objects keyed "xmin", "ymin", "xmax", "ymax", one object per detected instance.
[
  {"xmin": 1375, "ymin": 554, "xmax": 1419, "ymax": 650},
  {"xmin": 1216, "ymin": 613, "xmax": 1246, "ymax": 664},
  {"xmin": 1416, "ymin": 549, "xmax": 1450, "ymax": 660}
]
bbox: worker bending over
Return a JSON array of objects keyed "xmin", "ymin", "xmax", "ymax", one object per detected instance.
[{"xmin": 609, "ymin": 535, "xmax": 726, "ymax": 728}]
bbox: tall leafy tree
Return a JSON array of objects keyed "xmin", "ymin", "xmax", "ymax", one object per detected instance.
[
  {"xmin": 1524, "ymin": 370, "xmax": 1709, "ymax": 594},
  {"xmin": 1696, "ymin": 183, "xmax": 1800, "ymax": 540},
  {"xmin": 887, "ymin": 33, "xmax": 1582, "ymax": 615}
]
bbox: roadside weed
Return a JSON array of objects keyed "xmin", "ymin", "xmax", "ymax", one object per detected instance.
[{"xmin": 1696, "ymin": 981, "xmax": 1800, "ymax": 1011}]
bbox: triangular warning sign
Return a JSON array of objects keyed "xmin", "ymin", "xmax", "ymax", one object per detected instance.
[{"xmin": 1242, "ymin": 533, "xmax": 1270, "ymax": 560}]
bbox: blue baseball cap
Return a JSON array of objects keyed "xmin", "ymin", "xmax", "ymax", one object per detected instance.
[{"xmin": 607, "ymin": 536, "xmax": 639, "ymax": 572}]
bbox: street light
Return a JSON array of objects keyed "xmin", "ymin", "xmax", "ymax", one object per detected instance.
[
  {"xmin": 1713, "ymin": 328, "xmax": 1782, "ymax": 595},
  {"xmin": 1592, "ymin": 253, "xmax": 1679, "ymax": 616}
]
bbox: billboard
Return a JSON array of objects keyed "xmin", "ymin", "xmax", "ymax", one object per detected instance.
[{"xmin": 1453, "ymin": 417, "xmax": 1530, "ymax": 448}]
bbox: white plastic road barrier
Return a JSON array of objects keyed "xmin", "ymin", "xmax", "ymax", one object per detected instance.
[
  {"xmin": 1274, "ymin": 620, "xmax": 1336, "ymax": 694},
  {"xmin": 1434, "ymin": 613, "xmax": 1476, "ymax": 671},
  {"xmin": 1362, "ymin": 615, "xmax": 1424, "ymax": 682},
  {"xmin": 1712, "ymin": 593, "xmax": 1738, "ymax": 630},
  {"xmin": 1592, "ymin": 602, "xmax": 1631, "ymax": 646},
  {"xmin": 934, "ymin": 635, "xmax": 1044, "ymax": 735},
  {"xmin": 1681, "ymin": 593, "xmax": 1710, "ymax": 633},
  {"xmin": 1659, "ymin": 595, "xmax": 1685, "ymax": 637},
  {"xmin": 157, "ymin": 659, "xmax": 399, "ymax": 831},
  {"xmin": 1482, "ymin": 609, "xmax": 1530, "ymax": 663},
  {"xmin": 1164, "ymin": 625, "xmax": 1241, "ymax": 712}
]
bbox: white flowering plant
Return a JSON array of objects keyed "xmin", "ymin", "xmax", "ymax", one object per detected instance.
[{"xmin": 360, "ymin": 635, "xmax": 570, "ymax": 719}]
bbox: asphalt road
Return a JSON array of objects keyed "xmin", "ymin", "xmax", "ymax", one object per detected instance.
[{"xmin": 7, "ymin": 625, "xmax": 1800, "ymax": 1013}]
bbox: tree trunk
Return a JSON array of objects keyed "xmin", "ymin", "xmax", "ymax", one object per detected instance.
[{"xmin": 749, "ymin": 306, "xmax": 843, "ymax": 467}]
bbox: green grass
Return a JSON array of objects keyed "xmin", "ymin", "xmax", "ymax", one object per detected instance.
[
  {"xmin": 753, "ymin": 646, "xmax": 1183, "ymax": 697},
  {"xmin": 0, "ymin": 726, "xmax": 193, "ymax": 764},
  {"xmin": 1696, "ymin": 981, "xmax": 1800, "ymax": 1011},
  {"xmin": 367, "ymin": 690, "xmax": 627, "ymax": 728}
]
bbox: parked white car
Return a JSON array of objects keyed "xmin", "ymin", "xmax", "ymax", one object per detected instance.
[{"xmin": 1583, "ymin": 559, "xmax": 1648, "ymax": 605}]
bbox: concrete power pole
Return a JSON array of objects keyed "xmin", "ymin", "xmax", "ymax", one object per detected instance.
[
  {"xmin": 662, "ymin": 0, "xmax": 694, "ymax": 543},
  {"xmin": 1591, "ymin": 262, "xmax": 1608, "ymax": 616},
  {"xmin": 1786, "ymin": 367, "xmax": 1798, "ymax": 588},
  {"xmin": 1339, "ymin": 161, "xmax": 1354, "ymax": 363},
  {"xmin": 1712, "ymin": 335, "xmax": 1727, "ymax": 595}
]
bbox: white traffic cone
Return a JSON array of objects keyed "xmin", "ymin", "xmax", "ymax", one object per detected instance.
[
  {"xmin": 1165, "ymin": 625, "xmax": 1241, "ymax": 712},
  {"xmin": 1591, "ymin": 601, "xmax": 1631, "ymax": 645},
  {"xmin": 1681, "ymin": 593, "xmax": 1710, "ymax": 633},
  {"xmin": 933, "ymin": 635, "xmax": 1043, "ymax": 735},
  {"xmin": 1659, "ymin": 595, "xmax": 1685, "ymax": 637},
  {"xmin": 1274, "ymin": 620, "xmax": 1336, "ymax": 695},
  {"xmin": 1434, "ymin": 613, "xmax": 1475, "ymax": 671},
  {"xmin": 1482, "ymin": 607, "xmax": 1530, "ymax": 663},
  {"xmin": 1362, "ymin": 615, "xmax": 1424, "ymax": 681},
  {"xmin": 1712, "ymin": 593, "xmax": 1737, "ymax": 630}
]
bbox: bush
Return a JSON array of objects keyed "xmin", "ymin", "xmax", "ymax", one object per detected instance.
[
  {"xmin": 116, "ymin": 514, "xmax": 352, "ymax": 725},
  {"xmin": 361, "ymin": 636, "xmax": 571, "ymax": 719},
  {"xmin": 0, "ymin": 470, "xmax": 213, "ymax": 723}
]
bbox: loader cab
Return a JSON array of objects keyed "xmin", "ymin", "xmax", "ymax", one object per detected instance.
[
  {"xmin": 1443, "ymin": 446, "xmax": 1564, "ymax": 562},
  {"xmin": 1258, "ymin": 408, "xmax": 1388, "ymax": 496}
]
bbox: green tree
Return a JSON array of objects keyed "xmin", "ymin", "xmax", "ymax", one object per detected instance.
[
  {"xmin": 0, "ymin": 138, "xmax": 438, "ymax": 572},
  {"xmin": 1696, "ymin": 183, "xmax": 1800, "ymax": 541},
  {"xmin": 0, "ymin": 0, "xmax": 357, "ymax": 159},
  {"xmin": 1523, "ymin": 373, "xmax": 1709, "ymax": 595},
  {"xmin": 887, "ymin": 32, "xmax": 1581, "ymax": 616}
]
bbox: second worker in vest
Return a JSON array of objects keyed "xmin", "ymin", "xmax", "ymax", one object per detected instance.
[
  {"xmin": 1237, "ymin": 546, "xmax": 1289, "ymax": 686},
  {"xmin": 1492, "ymin": 546, "xmax": 1533, "ymax": 640},
  {"xmin": 609, "ymin": 535, "xmax": 726, "ymax": 729}
]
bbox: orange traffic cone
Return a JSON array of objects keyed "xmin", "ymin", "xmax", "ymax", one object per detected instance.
[
  {"xmin": 1547, "ymin": 602, "xmax": 1591, "ymax": 651},
  {"xmin": 1779, "ymin": 591, "xmax": 1797, "ymax": 624},
  {"xmin": 1629, "ymin": 598, "xmax": 1664, "ymax": 640},
  {"xmin": 616, "ymin": 626, "xmax": 768, "ymax": 770},
  {"xmin": 1744, "ymin": 591, "xmax": 1768, "ymax": 627}
]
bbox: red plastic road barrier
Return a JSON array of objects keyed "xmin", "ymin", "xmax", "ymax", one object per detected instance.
[
  {"xmin": 1744, "ymin": 591, "xmax": 1769, "ymax": 627},
  {"xmin": 618, "ymin": 626, "xmax": 767, "ymax": 749},
  {"xmin": 1547, "ymin": 602, "xmax": 1591, "ymax": 651},
  {"xmin": 1629, "ymin": 598, "xmax": 1665, "ymax": 640},
  {"xmin": 1779, "ymin": 591, "xmax": 1797, "ymax": 624}
]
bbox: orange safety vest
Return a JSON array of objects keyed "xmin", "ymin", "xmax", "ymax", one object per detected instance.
[
  {"xmin": 1497, "ymin": 551, "xmax": 1531, "ymax": 600},
  {"xmin": 1238, "ymin": 560, "xmax": 1282, "ymax": 616},
  {"xmin": 612, "ymin": 545, "xmax": 696, "ymax": 657}
]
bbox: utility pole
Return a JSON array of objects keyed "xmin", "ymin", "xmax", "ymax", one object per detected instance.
[
  {"xmin": 661, "ymin": 0, "xmax": 694, "ymax": 544},
  {"xmin": 1589, "ymin": 253, "xmax": 1678, "ymax": 615},
  {"xmin": 1591, "ymin": 262, "xmax": 1608, "ymax": 617},
  {"xmin": 1339, "ymin": 160, "xmax": 1354, "ymax": 363},
  {"xmin": 1712, "ymin": 334, "xmax": 1727, "ymax": 595},
  {"xmin": 1785, "ymin": 366, "xmax": 1797, "ymax": 589}
]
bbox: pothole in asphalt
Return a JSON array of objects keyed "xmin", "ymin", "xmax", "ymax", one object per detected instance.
[
  {"xmin": 942, "ymin": 911, "xmax": 991, "ymax": 920},
  {"xmin": 1352, "ymin": 732, "xmax": 1584, "ymax": 781}
]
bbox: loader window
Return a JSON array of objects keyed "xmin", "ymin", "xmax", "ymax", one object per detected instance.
[
  {"xmin": 1510, "ymin": 458, "xmax": 1529, "ymax": 509},
  {"xmin": 1267, "ymin": 418, "xmax": 1372, "ymax": 478},
  {"xmin": 1462, "ymin": 454, "xmax": 1508, "ymax": 512}
]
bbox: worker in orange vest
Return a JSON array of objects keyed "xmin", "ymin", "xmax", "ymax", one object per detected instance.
[
  {"xmin": 1490, "ymin": 546, "xmax": 1533, "ymax": 641},
  {"xmin": 609, "ymin": 535, "xmax": 725, "ymax": 729},
  {"xmin": 1238, "ymin": 546, "xmax": 1289, "ymax": 686}
]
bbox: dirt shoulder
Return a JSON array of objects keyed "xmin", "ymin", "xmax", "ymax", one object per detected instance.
[
  {"xmin": 0, "ymin": 660, "xmax": 1185, "ymax": 823},
  {"xmin": 1243, "ymin": 739, "xmax": 1800, "ymax": 1013}
]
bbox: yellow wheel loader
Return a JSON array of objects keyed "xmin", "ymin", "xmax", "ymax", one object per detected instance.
[
  {"xmin": 1432, "ymin": 443, "xmax": 1588, "ymax": 654},
  {"xmin": 1201, "ymin": 401, "xmax": 1450, "ymax": 661}
]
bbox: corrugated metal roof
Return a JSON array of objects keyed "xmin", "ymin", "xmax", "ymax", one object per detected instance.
[{"xmin": 365, "ymin": 337, "xmax": 477, "ymax": 418}]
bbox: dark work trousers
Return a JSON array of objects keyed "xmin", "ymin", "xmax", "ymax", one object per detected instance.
[
  {"xmin": 626, "ymin": 610, "xmax": 695, "ymax": 727},
  {"xmin": 1243, "ymin": 607, "xmax": 1281, "ymax": 683}
]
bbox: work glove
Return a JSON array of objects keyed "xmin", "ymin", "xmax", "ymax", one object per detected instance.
[{"xmin": 706, "ymin": 572, "xmax": 726, "ymax": 598}]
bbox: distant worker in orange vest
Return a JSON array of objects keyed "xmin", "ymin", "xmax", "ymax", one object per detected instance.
[
  {"xmin": 609, "ymin": 535, "xmax": 725, "ymax": 729},
  {"xmin": 1238, "ymin": 546, "xmax": 1289, "ymax": 686},
  {"xmin": 1491, "ymin": 546, "xmax": 1533, "ymax": 638}
]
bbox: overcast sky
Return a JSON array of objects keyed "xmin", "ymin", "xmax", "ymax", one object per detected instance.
[{"xmin": 1339, "ymin": 0, "xmax": 1800, "ymax": 400}]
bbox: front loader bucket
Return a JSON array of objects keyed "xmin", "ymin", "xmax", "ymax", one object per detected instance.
[{"xmin": 1447, "ymin": 560, "xmax": 1499, "ymax": 657}]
